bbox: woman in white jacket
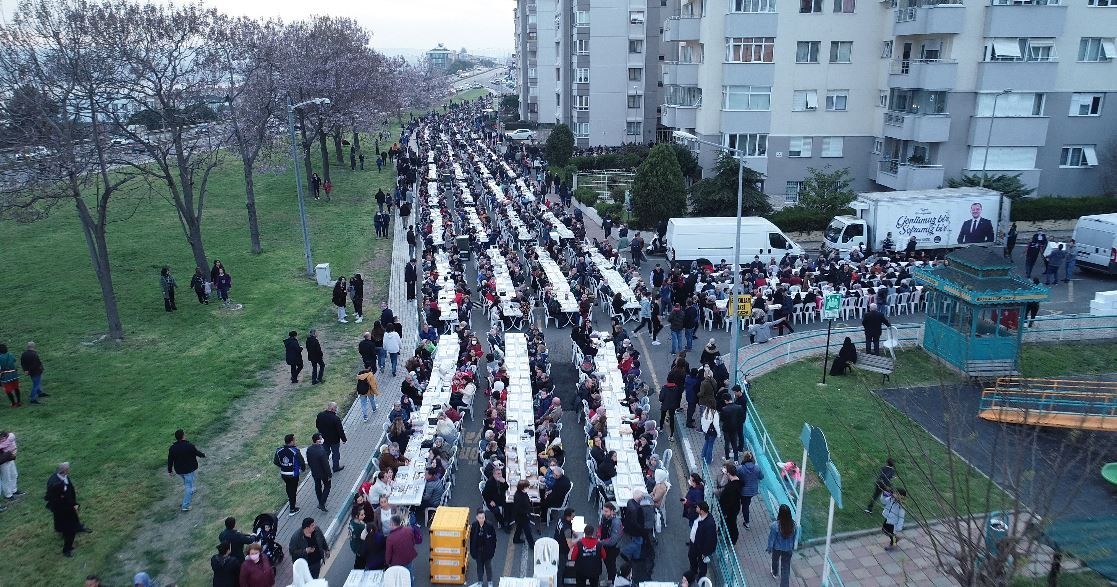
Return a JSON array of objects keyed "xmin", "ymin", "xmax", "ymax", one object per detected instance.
[
  {"xmin": 382, "ymin": 324, "xmax": 402, "ymax": 377},
  {"xmin": 881, "ymin": 488, "xmax": 907, "ymax": 551},
  {"xmin": 699, "ymin": 408, "xmax": 721, "ymax": 465}
]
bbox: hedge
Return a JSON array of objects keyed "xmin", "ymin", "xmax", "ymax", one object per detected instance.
[
  {"xmin": 574, "ymin": 186, "xmax": 598, "ymax": 207},
  {"xmin": 1010, "ymin": 196, "xmax": 1117, "ymax": 221},
  {"xmin": 595, "ymin": 201, "xmax": 624, "ymax": 220},
  {"xmin": 766, "ymin": 207, "xmax": 836, "ymax": 233}
]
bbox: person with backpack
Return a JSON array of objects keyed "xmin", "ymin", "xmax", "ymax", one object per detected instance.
[
  {"xmin": 273, "ymin": 434, "xmax": 307, "ymax": 515},
  {"xmin": 571, "ymin": 524, "xmax": 606, "ymax": 587},
  {"xmin": 355, "ymin": 368, "xmax": 378, "ymax": 422}
]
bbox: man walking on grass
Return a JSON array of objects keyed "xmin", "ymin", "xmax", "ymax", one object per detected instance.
[
  {"xmin": 306, "ymin": 329, "xmax": 325, "ymax": 385},
  {"xmin": 167, "ymin": 429, "xmax": 205, "ymax": 512},
  {"xmin": 284, "ymin": 331, "xmax": 303, "ymax": 384}
]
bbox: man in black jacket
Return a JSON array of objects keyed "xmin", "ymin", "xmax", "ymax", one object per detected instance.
[
  {"xmin": 315, "ymin": 402, "xmax": 347, "ymax": 473},
  {"xmin": 861, "ymin": 303, "xmax": 892, "ymax": 355},
  {"xmin": 167, "ymin": 429, "xmax": 205, "ymax": 512},
  {"xmin": 687, "ymin": 501, "xmax": 716, "ymax": 578},
  {"xmin": 218, "ymin": 517, "xmax": 254, "ymax": 560},
  {"xmin": 542, "ymin": 466, "xmax": 572, "ymax": 511},
  {"xmin": 20, "ymin": 341, "xmax": 46, "ymax": 404},
  {"xmin": 289, "ymin": 517, "xmax": 330, "ymax": 578},
  {"xmin": 658, "ymin": 383, "xmax": 682, "ymax": 441},
  {"xmin": 306, "ymin": 433, "xmax": 332, "ymax": 512},
  {"xmin": 274, "ymin": 433, "xmax": 307, "ymax": 515},
  {"xmin": 404, "ymin": 259, "xmax": 418, "ymax": 301},
  {"xmin": 358, "ymin": 331, "xmax": 378, "ymax": 372},
  {"xmin": 45, "ymin": 462, "xmax": 87, "ymax": 557},
  {"xmin": 306, "ymin": 329, "xmax": 325, "ymax": 385},
  {"xmin": 284, "ymin": 331, "xmax": 303, "ymax": 383},
  {"xmin": 720, "ymin": 400, "xmax": 745, "ymax": 462},
  {"xmin": 469, "ymin": 508, "xmax": 498, "ymax": 587}
]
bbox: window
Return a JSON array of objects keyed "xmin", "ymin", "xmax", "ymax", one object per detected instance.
[
  {"xmin": 872, "ymin": 138, "xmax": 883, "ymax": 154},
  {"xmin": 881, "ymin": 41, "xmax": 893, "ymax": 59},
  {"xmin": 527, "ymin": 67, "xmax": 537, "ymax": 78},
  {"xmin": 796, "ymin": 41, "xmax": 820, "ymax": 63},
  {"xmin": 722, "ymin": 85, "xmax": 772, "ymax": 110},
  {"xmin": 878, "ymin": 91, "xmax": 888, "ymax": 108},
  {"xmin": 575, "ymin": 10, "xmax": 590, "ymax": 25},
  {"xmin": 629, "ymin": 40, "xmax": 644, "ymax": 53},
  {"xmin": 785, "ymin": 181, "xmax": 804, "ymax": 204},
  {"xmin": 826, "ymin": 90, "xmax": 849, "ymax": 111},
  {"xmin": 576, "ymin": 39, "xmax": 589, "ymax": 54},
  {"xmin": 573, "ymin": 95, "xmax": 589, "ymax": 110},
  {"xmin": 1079, "ymin": 37, "xmax": 1115, "ymax": 61},
  {"xmin": 575, "ymin": 68, "xmax": 589, "ymax": 83},
  {"xmin": 1070, "ymin": 93, "xmax": 1103, "ymax": 116},
  {"xmin": 574, "ymin": 122, "xmax": 589, "ymax": 137},
  {"xmin": 1088, "ymin": 0, "xmax": 1114, "ymax": 5},
  {"xmin": 792, "ymin": 90, "xmax": 818, "ymax": 111},
  {"xmin": 626, "ymin": 121, "xmax": 643, "ymax": 135},
  {"xmin": 627, "ymin": 94, "xmax": 642, "ymax": 108},
  {"xmin": 830, "ymin": 41, "xmax": 853, "ymax": 63},
  {"xmin": 628, "ymin": 68, "xmax": 643, "ymax": 81},
  {"xmin": 667, "ymin": 85, "xmax": 703, "ymax": 106},
  {"xmin": 726, "ymin": 133, "xmax": 769, "ymax": 157},
  {"xmin": 629, "ymin": 10, "xmax": 645, "ymax": 23},
  {"xmin": 1060, "ymin": 145, "xmax": 1098, "ymax": 167},
  {"xmin": 975, "ymin": 92, "xmax": 1045, "ymax": 116},
  {"xmin": 833, "ymin": 0, "xmax": 855, "ymax": 12},
  {"xmin": 727, "ymin": 37, "xmax": 775, "ymax": 63},
  {"xmin": 732, "ymin": 0, "xmax": 777, "ymax": 11},
  {"xmin": 800, "ymin": 0, "xmax": 822, "ymax": 12},
  {"xmin": 788, "ymin": 136, "xmax": 812, "ymax": 157},
  {"xmin": 821, "ymin": 137, "xmax": 844, "ymax": 157},
  {"xmin": 967, "ymin": 147, "xmax": 1038, "ymax": 170},
  {"xmin": 1026, "ymin": 38, "xmax": 1056, "ymax": 61}
]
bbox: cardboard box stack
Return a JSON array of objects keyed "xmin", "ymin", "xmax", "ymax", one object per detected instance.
[{"xmin": 430, "ymin": 506, "xmax": 470, "ymax": 584}]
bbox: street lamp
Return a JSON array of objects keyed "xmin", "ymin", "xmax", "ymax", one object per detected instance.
[
  {"xmin": 979, "ymin": 89, "xmax": 1012, "ymax": 188},
  {"xmin": 286, "ymin": 95, "xmax": 332, "ymax": 276},
  {"xmin": 672, "ymin": 129, "xmax": 747, "ymax": 389}
]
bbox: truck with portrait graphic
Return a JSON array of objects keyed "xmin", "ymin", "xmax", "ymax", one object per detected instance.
[{"xmin": 820, "ymin": 187, "xmax": 1010, "ymax": 258}]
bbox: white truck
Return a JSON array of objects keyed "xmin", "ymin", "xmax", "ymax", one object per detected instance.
[
  {"xmin": 666, "ymin": 216, "xmax": 804, "ymax": 265},
  {"xmin": 821, "ymin": 187, "xmax": 1010, "ymax": 257},
  {"xmin": 1072, "ymin": 213, "xmax": 1117, "ymax": 275}
]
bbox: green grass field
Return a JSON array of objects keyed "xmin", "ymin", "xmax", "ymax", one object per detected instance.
[
  {"xmin": 750, "ymin": 342, "xmax": 1117, "ymax": 540},
  {"xmin": 0, "ymin": 141, "xmax": 397, "ymax": 584}
]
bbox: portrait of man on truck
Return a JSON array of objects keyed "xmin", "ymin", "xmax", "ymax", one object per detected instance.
[{"xmin": 957, "ymin": 202, "xmax": 995, "ymax": 244}]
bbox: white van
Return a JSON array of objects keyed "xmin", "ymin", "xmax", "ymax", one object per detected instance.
[
  {"xmin": 1072, "ymin": 213, "xmax": 1117, "ymax": 275},
  {"xmin": 666, "ymin": 217, "xmax": 803, "ymax": 266}
]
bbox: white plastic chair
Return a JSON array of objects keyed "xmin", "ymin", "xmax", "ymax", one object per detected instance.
[
  {"xmin": 702, "ymin": 307, "xmax": 714, "ymax": 331},
  {"xmin": 533, "ymin": 537, "xmax": 560, "ymax": 587},
  {"xmin": 896, "ymin": 292, "xmax": 911, "ymax": 315},
  {"xmin": 545, "ymin": 482, "xmax": 573, "ymax": 526},
  {"xmin": 382, "ymin": 566, "xmax": 411, "ymax": 587}
]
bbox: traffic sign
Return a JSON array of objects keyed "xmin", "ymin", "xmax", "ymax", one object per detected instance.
[{"xmin": 823, "ymin": 293, "xmax": 842, "ymax": 320}]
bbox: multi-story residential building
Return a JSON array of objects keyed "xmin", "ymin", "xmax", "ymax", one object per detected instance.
[
  {"xmin": 515, "ymin": 0, "xmax": 664, "ymax": 146},
  {"xmin": 660, "ymin": 0, "xmax": 1117, "ymax": 205}
]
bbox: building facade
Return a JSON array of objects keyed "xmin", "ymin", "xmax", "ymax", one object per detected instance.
[
  {"xmin": 658, "ymin": 0, "xmax": 1117, "ymax": 204},
  {"xmin": 427, "ymin": 44, "xmax": 454, "ymax": 69}
]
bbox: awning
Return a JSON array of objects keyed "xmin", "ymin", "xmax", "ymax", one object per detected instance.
[
  {"xmin": 992, "ymin": 38, "xmax": 1022, "ymax": 58},
  {"xmin": 1084, "ymin": 145, "xmax": 1099, "ymax": 166}
]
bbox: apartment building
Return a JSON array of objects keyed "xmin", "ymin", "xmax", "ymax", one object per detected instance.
[
  {"xmin": 516, "ymin": 0, "xmax": 663, "ymax": 146},
  {"xmin": 659, "ymin": 0, "xmax": 1117, "ymax": 206}
]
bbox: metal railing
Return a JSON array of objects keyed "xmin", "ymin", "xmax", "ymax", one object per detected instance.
[
  {"xmin": 884, "ymin": 111, "xmax": 906, "ymax": 126},
  {"xmin": 888, "ymin": 57, "xmax": 958, "ymax": 74},
  {"xmin": 699, "ymin": 456, "xmax": 750, "ymax": 587}
]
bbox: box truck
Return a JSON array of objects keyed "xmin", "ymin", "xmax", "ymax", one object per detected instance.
[
  {"xmin": 1072, "ymin": 213, "xmax": 1117, "ymax": 275},
  {"xmin": 821, "ymin": 187, "xmax": 1010, "ymax": 258},
  {"xmin": 666, "ymin": 216, "xmax": 804, "ymax": 265}
]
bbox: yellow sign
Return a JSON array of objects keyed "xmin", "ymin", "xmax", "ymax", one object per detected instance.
[{"xmin": 733, "ymin": 295, "xmax": 753, "ymax": 317}]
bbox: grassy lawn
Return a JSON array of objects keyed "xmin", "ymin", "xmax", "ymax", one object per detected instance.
[
  {"xmin": 0, "ymin": 137, "xmax": 399, "ymax": 584},
  {"xmin": 451, "ymin": 87, "xmax": 492, "ymax": 102},
  {"xmin": 750, "ymin": 342, "xmax": 1117, "ymax": 540},
  {"xmin": 1014, "ymin": 570, "xmax": 1114, "ymax": 587}
]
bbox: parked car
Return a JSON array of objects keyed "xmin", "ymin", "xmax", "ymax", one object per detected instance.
[{"xmin": 504, "ymin": 128, "xmax": 536, "ymax": 141}]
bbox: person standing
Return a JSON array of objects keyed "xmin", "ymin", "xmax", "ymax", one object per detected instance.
[
  {"xmin": 311, "ymin": 173, "xmax": 322, "ymax": 200},
  {"xmin": 45, "ymin": 462, "xmax": 86, "ymax": 557},
  {"xmin": 210, "ymin": 542, "xmax": 242, "ymax": 587},
  {"xmin": 863, "ymin": 458, "xmax": 896, "ymax": 513},
  {"xmin": 20, "ymin": 342, "xmax": 45, "ymax": 404},
  {"xmin": 469, "ymin": 508, "xmax": 498, "ymax": 587},
  {"xmin": 554, "ymin": 508, "xmax": 577, "ymax": 585},
  {"xmin": 767, "ymin": 504, "xmax": 797, "ymax": 586},
  {"xmin": 358, "ymin": 332, "xmax": 378, "ymax": 372},
  {"xmin": 384, "ymin": 514, "xmax": 419, "ymax": 570},
  {"xmin": 1026, "ymin": 278, "xmax": 1041, "ymax": 327},
  {"xmin": 1003, "ymin": 223, "xmax": 1018, "ymax": 261},
  {"xmin": 189, "ymin": 267, "xmax": 209, "ymax": 304},
  {"xmin": 219, "ymin": 517, "xmax": 255, "ymax": 560},
  {"xmin": 0, "ymin": 431, "xmax": 24, "ymax": 501},
  {"xmin": 273, "ymin": 434, "xmax": 306, "ymax": 515},
  {"xmin": 667, "ymin": 304, "xmax": 686, "ymax": 354},
  {"xmin": 160, "ymin": 266, "xmax": 178, "ymax": 312},
  {"xmin": 687, "ymin": 501, "xmax": 716, "ymax": 578},
  {"xmin": 406, "ymin": 226, "xmax": 417, "ymax": 258},
  {"xmin": 284, "ymin": 331, "xmax": 304, "ymax": 384},
  {"xmin": 359, "ymin": 152, "xmax": 365, "ymax": 170},
  {"xmin": 861, "ymin": 303, "xmax": 891, "ymax": 356},
  {"xmin": 289, "ymin": 517, "xmax": 330, "ymax": 578},
  {"xmin": 1024, "ymin": 234, "xmax": 1042, "ymax": 278},
  {"xmin": 699, "ymin": 408, "xmax": 720, "ymax": 465},
  {"xmin": 716, "ymin": 463, "xmax": 742, "ymax": 545},
  {"xmin": 658, "ymin": 380, "xmax": 682, "ymax": 441},
  {"xmin": 1044, "ymin": 244, "xmax": 1065, "ymax": 286},
  {"xmin": 349, "ymin": 274, "xmax": 365, "ymax": 323},
  {"xmin": 213, "ymin": 267, "xmax": 233, "ymax": 306},
  {"xmin": 306, "ymin": 329, "xmax": 325, "ymax": 385},
  {"xmin": 404, "ymin": 259, "xmax": 418, "ymax": 302},
  {"xmin": 167, "ymin": 429, "xmax": 205, "ymax": 512},
  {"xmin": 720, "ymin": 398, "xmax": 744, "ymax": 461},
  {"xmin": 315, "ymin": 402, "xmax": 347, "ymax": 473},
  {"xmin": 1064, "ymin": 239, "xmax": 1078, "ymax": 283},
  {"xmin": 333, "ymin": 277, "xmax": 349, "ymax": 323},
  {"xmin": 511, "ymin": 479, "xmax": 535, "ymax": 547},
  {"xmin": 570, "ymin": 524, "xmax": 606, "ymax": 587},
  {"xmin": 737, "ymin": 451, "xmax": 764, "ymax": 530},
  {"xmin": 306, "ymin": 434, "xmax": 332, "ymax": 512},
  {"xmin": 0, "ymin": 344, "xmax": 21, "ymax": 408},
  {"xmin": 239, "ymin": 542, "xmax": 275, "ymax": 587},
  {"xmin": 881, "ymin": 488, "xmax": 907, "ymax": 551},
  {"xmin": 598, "ymin": 502, "xmax": 622, "ymax": 582},
  {"xmin": 383, "ymin": 324, "xmax": 402, "ymax": 376}
]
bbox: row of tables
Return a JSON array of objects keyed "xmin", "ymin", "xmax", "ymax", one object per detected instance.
[{"xmin": 499, "ymin": 334, "xmax": 541, "ymax": 502}]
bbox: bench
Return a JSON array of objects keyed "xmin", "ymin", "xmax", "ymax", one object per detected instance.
[
  {"xmin": 965, "ymin": 359, "xmax": 1020, "ymax": 382},
  {"xmin": 852, "ymin": 353, "xmax": 896, "ymax": 384}
]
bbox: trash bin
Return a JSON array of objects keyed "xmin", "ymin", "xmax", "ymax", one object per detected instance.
[
  {"xmin": 985, "ymin": 513, "xmax": 1010, "ymax": 558},
  {"xmin": 315, "ymin": 263, "xmax": 331, "ymax": 286}
]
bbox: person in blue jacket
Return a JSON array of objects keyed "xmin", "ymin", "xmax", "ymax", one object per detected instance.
[
  {"xmin": 767, "ymin": 504, "xmax": 797, "ymax": 587},
  {"xmin": 737, "ymin": 451, "xmax": 765, "ymax": 530}
]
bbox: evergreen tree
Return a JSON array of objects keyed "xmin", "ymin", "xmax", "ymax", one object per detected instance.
[
  {"xmin": 689, "ymin": 153, "xmax": 771, "ymax": 216},
  {"xmin": 545, "ymin": 123, "xmax": 574, "ymax": 167},
  {"xmin": 631, "ymin": 144, "xmax": 687, "ymax": 227},
  {"xmin": 797, "ymin": 165, "xmax": 856, "ymax": 216},
  {"xmin": 946, "ymin": 172, "xmax": 1034, "ymax": 200}
]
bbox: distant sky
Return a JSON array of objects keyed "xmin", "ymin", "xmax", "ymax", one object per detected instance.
[{"xmin": 0, "ymin": 0, "xmax": 515, "ymax": 55}]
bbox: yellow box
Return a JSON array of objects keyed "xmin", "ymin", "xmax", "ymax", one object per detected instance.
[
  {"xmin": 430, "ymin": 563, "xmax": 468, "ymax": 585},
  {"xmin": 430, "ymin": 555, "xmax": 468, "ymax": 569},
  {"xmin": 431, "ymin": 543, "xmax": 469, "ymax": 557},
  {"xmin": 430, "ymin": 506, "xmax": 470, "ymax": 538}
]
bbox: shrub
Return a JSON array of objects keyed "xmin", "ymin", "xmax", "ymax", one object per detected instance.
[
  {"xmin": 595, "ymin": 201, "xmax": 624, "ymax": 220},
  {"xmin": 574, "ymin": 186, "xmax": 598, "ymax": 207},
  {"xmin": 767, "ymin": 206, "xmax": 843, "ymax": 233},
  {"xmin": 1011, "ymin": 196, "xmax": 1117, "ymax": 221}
]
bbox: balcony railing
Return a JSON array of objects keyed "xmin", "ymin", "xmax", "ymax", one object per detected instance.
[
  {"xmin": 879, "ymin": 159, "xmax": 943, "ymax": 174},
  {"xmin": 888, "ymin": 58, "xmax": 958, "ymax": 74},
  {"xmin": 884, "ymin": 112, "xmax": 905, "ymax": 126}
]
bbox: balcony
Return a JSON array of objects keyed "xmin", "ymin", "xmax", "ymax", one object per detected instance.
[
  {"xmin": 662, "ymin": 61, "xmax": 700, "ymax": 86},
  {"xmin": 984, "ymin": 2, "xmax": 1067, "ymax": 38},
  {"xmin": 876, "ymin": 159, "xmax": 946, "ymax": 190},
  {"xmin": 968, "ymin": 116, "xmax": 1049, "ymax": 147},
  {"xmin": 724, "ymin": 12, "xmax": 777, "ymax": 37},
  {"xmin": 893, "ymin": 1, "xmax": 966, "ymax": 36},
  {"xmin": 888, "ymin": 59, "xmax": 958, "ymax": 90},
  {"xmin": 663, "ymin": 104, "xmax": 698, "ymax": 128},
  {"xmin": 882, "ymin": 111, "xmax": 952, "ymax": 143},
  {"xmin": 977, "ymin": 61, "xmax": 1057, "ymax": 92},
  {"xmin": 663, "ymin": 16, "xmax": 701, "ymax": 42}
]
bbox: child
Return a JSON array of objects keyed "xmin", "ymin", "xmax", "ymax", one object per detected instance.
[{"xmin": 881, "ymin": 488, "xmax": 907, "ymax": 551}]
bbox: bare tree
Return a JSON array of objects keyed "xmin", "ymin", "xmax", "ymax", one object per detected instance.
[{"xmin": 0, "ymin": 0, "xmax": 135, "ymax": 341}]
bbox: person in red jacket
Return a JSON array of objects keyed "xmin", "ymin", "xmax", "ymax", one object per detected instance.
[
  {"xmin": 384, "ymin": 514, "xmax": 419, "ymax": 571},
  {"xmin": 570, "ymin": 525, "xmax": 606, "ymax": 587}
]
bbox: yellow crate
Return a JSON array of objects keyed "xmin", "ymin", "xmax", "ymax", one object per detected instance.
[
  {"xmin": 430, "ymin": 506, "xmax": 470, "ymax": 538},
  {"xmin": 430, "ymin": 555, "xmax": 468, "ymax": 569},
  {"xmin": 430, "ymin": 563, "xmax": 468, "ymax": 585},
  {"xmin": 431, "ymin": 542, "xmax": 469, "ymax": 558}
]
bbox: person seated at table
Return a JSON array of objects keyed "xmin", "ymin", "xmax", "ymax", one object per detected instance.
[
  {"xmin": 401, "ymin": 373, "xmax": 423, "ymax": 407},
  {"xmin": 482, "ymin": 440, "xmax": 503, "ymax": 464},
  {"xmin": 419, "ymin": 323, "xmax": 438, "ymax": 344},
  {"xmin": 589, "ymin": 407, "xmax": 608, "ymax": 438},
  {"xmin": 537, "ymin": 398, "xmax": 563, "ymax": 426},
  {"xmin": 484, "ymin": 406, "xmax": 507, "ymax": 435},
  {"xmin": 365, "ymin": 470, "xmax": 395, "ymax": 504},
  {"xmin": 579, "ymin": 355, "xmax": 597, "ymax": 379},
  {"xmin": 539, "ymin": 431, "xmax": 564, "ymax": 465},
  {"xmin": 571, "ymin": 322, "xmax": 598, "ymax": 357},
  {"xmin": 542, "ymin": 465, "xmax": 573, "ymax": 510},
  {"xmin": 830, "ymin": 337, "xmax": 858, "ymax": 376},
  {"xmin": 589, "ymin": 435, "xmax": 608, "ymax": 466},
  {"xmin": 378, "ymin": 443, "xmax": 409, "ymax": 475},
  {"xmin": 435, "ymin": 413, "xmax": 459, "ymax": 445},
  {"xmin": 419, "ymin": 467, "xmax": 447, "ymax": 512},
  {"xmin": 611, "ymin": 322, "xmax": 630, "ymax": 356},
  {"xmin": 352, "ymin": 491, "xmax": 376, "ymax": 522},
  {"xmin": 635, "ymin": 435, "xmax": 654, "ymax": 471},
  {"xmin": 597, "ymin": 450, "xmax": 618, "ymax": 485},
  {"xmin": 482, "ymin": 456, "xmax": 507, "ymax": 481},
  {"xmin": 429, "ymin": 438, "xmax": 451, "ymax": 477}
]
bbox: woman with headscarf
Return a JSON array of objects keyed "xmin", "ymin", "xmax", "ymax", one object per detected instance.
[
  {"xmin": 699, "ymin": 339, "xmax": 719, "ymax": 366},
  {"xmin": 651, "ymin": 468, "xmax": 671, "ymax": 509},
  {"xmin": 829, "ymin": 337, "xmax": 858, "ymax": 376}
]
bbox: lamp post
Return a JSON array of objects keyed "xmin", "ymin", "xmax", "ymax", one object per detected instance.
[
  {"xmin": 286, "ymin": 95, "xmax": 331, "ymax": 276},
  {"xmin": 979, "ymin": 89, "xmax": 1013, "ymax": 188},
  {"xmin": 672, "ymin": 130, "xmax": 747, "ymax": 388}
]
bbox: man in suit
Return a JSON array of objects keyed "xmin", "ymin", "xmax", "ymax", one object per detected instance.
[
  {"xmin": 45, "ymin": 462, "xmax": 88, "ymax": 557},
  {"xmin": 687, "ymin": 501, "xmax": 717, "ymax": 578},
  {"xmin": 957, "ymin": 202, "xmax": 995, "ymax": 244},
  {"xmin": 404, "ymin": 259, "xmax": 418, "ymax": 301},
  {"xmin": 861, "ymin": 303, "xmax": 892, "ymax": 355},
  {"xmin": 284, "ymin": 331, "xmax": 303, "ymax": 384},
  {"xmin": 306, "ymin": 433, "xmax": 332, "ymax": 512},
  {"xmin": 315, "ymin": 402, "xmax": 347, "ymax": 473}
]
